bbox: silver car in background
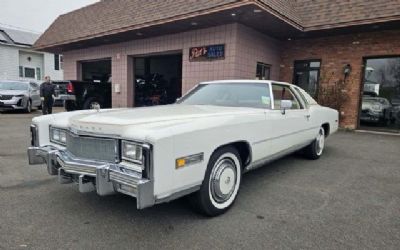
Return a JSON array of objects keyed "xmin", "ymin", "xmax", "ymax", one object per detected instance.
[{"xmin": 0, "ymin": 80, "xmax": 41, "ymax": 113}]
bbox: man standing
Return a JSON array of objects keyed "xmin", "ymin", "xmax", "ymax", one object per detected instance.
[{"xmin": 40, "ymin": 76, "xmax": 55, "ymax": 115}]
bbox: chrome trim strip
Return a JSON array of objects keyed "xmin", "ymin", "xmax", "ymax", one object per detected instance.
[
  {"xmin": 252, "ymin": 126, "xmax": 319, "ymax": 145},
  {"xmin": 155, "ymin": 183, "xmax": 201, "ymax": 204},
  {"xmin": 245, "ymin": 141, "xmax": 312, "ymax": 172}
]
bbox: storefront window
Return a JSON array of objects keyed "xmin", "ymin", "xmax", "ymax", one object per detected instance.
[
  {"xmin": 256, "ymin": 62, "xmax": 271, "ymax": 80},
  {"xmin": 360, "ymin": 57, "xmax": 400, "ymax": 132},
  {"xmin": 293, "ymin": 60, "xmax": 321, "ymax": 97}
]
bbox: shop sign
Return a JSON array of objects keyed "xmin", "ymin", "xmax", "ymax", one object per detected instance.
[{"xmin": 189, "ymin": 44, "xmax": 225, "ymax": 61}]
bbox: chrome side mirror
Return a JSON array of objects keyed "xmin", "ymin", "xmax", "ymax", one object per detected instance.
[{"xmin": 280, "ymin": 100, "xmax": 293, "ymax": 114}]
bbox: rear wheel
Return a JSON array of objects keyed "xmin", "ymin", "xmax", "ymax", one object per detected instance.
[
  {"xmin": 190, "ymin": 146, "xmax": 242, "ymax": 216},
  {"xmin": 83, "ymin": 97, "xmax": 102, "ymax": 110},
  {"xmin": 304, "ymin": 126, "xmax": 325, "ymax": 160}
]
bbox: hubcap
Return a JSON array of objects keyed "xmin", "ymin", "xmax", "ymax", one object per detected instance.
[
  {"xmin": 316, "ymin": 128, "xmax": 325, "ymax": 155},
  {"xmin": 90, "ymin": 102, "xmax": 101, "ymax": 110},
  {"xmin": 210, "ymin": 158, "xmax": 237, "ymax": 203}
]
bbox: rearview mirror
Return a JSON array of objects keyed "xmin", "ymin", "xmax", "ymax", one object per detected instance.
[{"xmin": 280, "ymin": 100, "xmax": 292, "ymax": 114}]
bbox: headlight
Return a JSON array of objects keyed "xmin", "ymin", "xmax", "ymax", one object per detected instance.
[
  {"xmin": 121, "ymin": 140, "xmax": 143, "ymax": 165},
  {"xmin": 50, "ymin": 127, "xmax": 67, "ymax": 145},
  {"xmin": 15, "ymin": 94, "xmax": 25, "ymax": 98},
  {"xmin": 371, "ymin": 104, "xmax": 382, "ymax": 111}
]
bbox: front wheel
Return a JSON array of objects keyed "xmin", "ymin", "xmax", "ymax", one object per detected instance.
[
  {"xmin": 190, "ymin": 146, "xmax": 242, "ymax": 216},
  {"xmin": 25, "ymin": 100, "xmax": 32, "ymax": 113},
  {"xmin": 304, "ymin": 126, "xmax": 325, "ymax": 160}
]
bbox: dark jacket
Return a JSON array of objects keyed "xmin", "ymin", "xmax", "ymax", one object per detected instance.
[{"xmin": 40, "ymin": 82, "xmax": 55, "ymax": 99}]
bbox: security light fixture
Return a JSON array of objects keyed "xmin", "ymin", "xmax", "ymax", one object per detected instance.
[{"xmin": 343, "ymin": 64, "xmax": 352, "ymax": 77}]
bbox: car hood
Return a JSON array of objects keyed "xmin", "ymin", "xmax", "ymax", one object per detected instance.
[
  {"xmin": 64, "ymin": 105, "xmax": 261, "ymax": 141},
  {"xmin": 70, "ymin": 104, "xmax": 256, "ymax": 126},
  {"xmin": 0, "ymin": 90, "xmax": 27, "ymax": 96}
]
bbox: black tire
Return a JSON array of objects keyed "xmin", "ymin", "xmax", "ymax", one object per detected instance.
[
  {"xmin": 190, "ymin": 146, "xmax": 242, "ymax": 216},
  {"xmin": 83, "ymin": 97, "xmax": 102, "ymax": 110},
  {"xmin": 303, "ymin": 126, "xmax": 325, "ymax": 160},
  {"xmin": 64, "ymin": 100, "xmax": 76, "ymax": 112},
  {"xmin": 25, "ymin": 100, "xmax": 32, "ymax": 113}
]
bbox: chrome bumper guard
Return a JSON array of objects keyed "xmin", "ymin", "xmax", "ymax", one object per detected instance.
[{"xmin": 27, "ymin": 146, "xmax": 154, "ymax": 209}]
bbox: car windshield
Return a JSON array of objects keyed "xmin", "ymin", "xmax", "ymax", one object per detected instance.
[
  {"xmin": 0, "ymin": 81, "xmax": 28, "ymax": 90},
  {"xmin": 363, "ymin": 97, "xmax": 389, "ymax": 105},
  {"xmin": 178, "ymin": 82, "xmax": 271, "ymax": 109}
]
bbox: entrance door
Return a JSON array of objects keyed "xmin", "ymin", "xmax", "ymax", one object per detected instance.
[{"xmin": 359, "ymin": 57, "xmax": 400, "ymax": 133}]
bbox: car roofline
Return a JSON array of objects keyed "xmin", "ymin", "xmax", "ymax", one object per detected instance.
[
  {"xmin": 0, "ymin": 80, "xmax": 35, "ymax": 83},
  {"xmin": 199, "ymin": 79, "xmax": 293, "ymax": 87}
]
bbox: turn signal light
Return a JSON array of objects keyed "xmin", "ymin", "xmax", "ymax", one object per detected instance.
[{"xmin": 176, "ymin": 158, "xmax": 186, "ymax": 169}]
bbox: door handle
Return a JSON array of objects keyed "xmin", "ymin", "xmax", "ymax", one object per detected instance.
[{"xmin": 305, "ymin": 114, "xmax": 311, "ymax": 120}]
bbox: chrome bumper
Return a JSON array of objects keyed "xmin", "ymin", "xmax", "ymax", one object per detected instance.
[
  {"xmin": 57, "ymin": 94, "xmax": 76, "ymax": 101},
  {"xmin": 27, "ymin": 146, "xmax": 154, "ymax": 209}
]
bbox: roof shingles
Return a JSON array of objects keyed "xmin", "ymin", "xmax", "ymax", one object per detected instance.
[{"xmin": 35, "ymin": 0, "xmax": 400, "ymax": 49}]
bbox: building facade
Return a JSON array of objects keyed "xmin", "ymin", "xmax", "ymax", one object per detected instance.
[
  {"xmin": 34, "ymin": 0, "xmax": 400, "ymax": 130},
  {"xmin": 0, "ymin": 27, "xmax": 63, "ymax": 82}
]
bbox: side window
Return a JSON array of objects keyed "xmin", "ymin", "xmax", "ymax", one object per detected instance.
[
  {"xmin": 272, "ymin": 84, "xmax": 301, "ymax": 110},
  {"xmin": 293, "ymin": 87, "xmax": 309, "ymax": 108},
  {"xmin": 30, "ymin": 82, "xmax": 38, "ymax": 89}
]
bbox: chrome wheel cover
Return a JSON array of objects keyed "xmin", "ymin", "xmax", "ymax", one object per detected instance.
[
  {"xmin": 316, "ymin": 128, "xmax": 325, "ymax": 155},
  {"xmin": 210, "ymin": 158, "xmax": 237, "ymax": 204},
  {"xmin": 90, "ymin": 102, "xmax": 101, "ymax": 110}
]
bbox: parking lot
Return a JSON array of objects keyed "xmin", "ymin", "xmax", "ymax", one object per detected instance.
[{"xmin": 0, "ymin": 110, "xmax": 399, "ymax": 250}]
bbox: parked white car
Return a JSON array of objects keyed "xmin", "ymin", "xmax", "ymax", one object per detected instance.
[
  {"xmin": 0, "ymin": 80, "xmax": 41, "ymax": 112},
  {"xmin": 28, "ymin": 80, "xmax": 338, "ymax": 216}
]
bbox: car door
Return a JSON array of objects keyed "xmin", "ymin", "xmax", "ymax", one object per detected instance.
[
  {"xmin": 263, "ymin": 84, "xmax": 312, "ymax": 156},
  {"xmin": 29, "ymin": 82, "xmax": 41, "ymax": 107}
]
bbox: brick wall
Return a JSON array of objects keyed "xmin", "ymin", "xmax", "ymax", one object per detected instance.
[
  {"xmin": 63, "ymin": 23, "xmax": 281, "ymax": 107},
  {"xmin": 279, "ymin": 29, "xmax": 400, "ymax": 129}
]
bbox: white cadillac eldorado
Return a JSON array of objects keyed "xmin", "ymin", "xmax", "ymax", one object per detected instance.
[{"xmin": 28, "ymin": 80, "xmax": 338, "ymax": 216}]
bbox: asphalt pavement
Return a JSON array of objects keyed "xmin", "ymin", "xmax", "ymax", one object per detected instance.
[{"xmin": 0, "ymin": 109, "xmax": 399, "ymax": 250}]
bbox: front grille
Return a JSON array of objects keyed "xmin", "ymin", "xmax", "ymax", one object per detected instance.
[
  {"xmin": 0, "ymin": 95, "xmax": 13, "ymax": 100},
  {"xmin": 66, "ymin": 133, "xmax": 118, "ymax": 163}
]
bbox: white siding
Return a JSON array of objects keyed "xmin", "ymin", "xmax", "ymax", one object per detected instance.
[
  {"xmin": 0, "ymin": 44, "xmax": 19, "ymax": 80},
  {"xmin": 19, "ymin": 50, "xmax": 44, "ymax": 81},
  {"xmin": 0, "ymin": 44, "xmax": 63, "ymax": 82},
  {"xmin": 44, "ymin": 52, "xmax": 63, "ymax": 80}
]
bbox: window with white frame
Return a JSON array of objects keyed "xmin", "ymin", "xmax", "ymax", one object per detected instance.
[{"xmin": 24, "ymin": 67, "xmax": 35, "ymax": 78}]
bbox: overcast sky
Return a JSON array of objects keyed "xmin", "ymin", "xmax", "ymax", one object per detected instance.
[{"xmin": 0, "ymin": 0, "xmax": 99, "ymax": 33}]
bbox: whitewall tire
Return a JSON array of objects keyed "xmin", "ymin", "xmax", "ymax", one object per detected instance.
[
  {"xmin": 304, "ymin": 126, "xmax": 325, "ymax": 160},
  {"xmin": 190, "ymin": 146, "xmax": 242, "ymax": 216}
]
